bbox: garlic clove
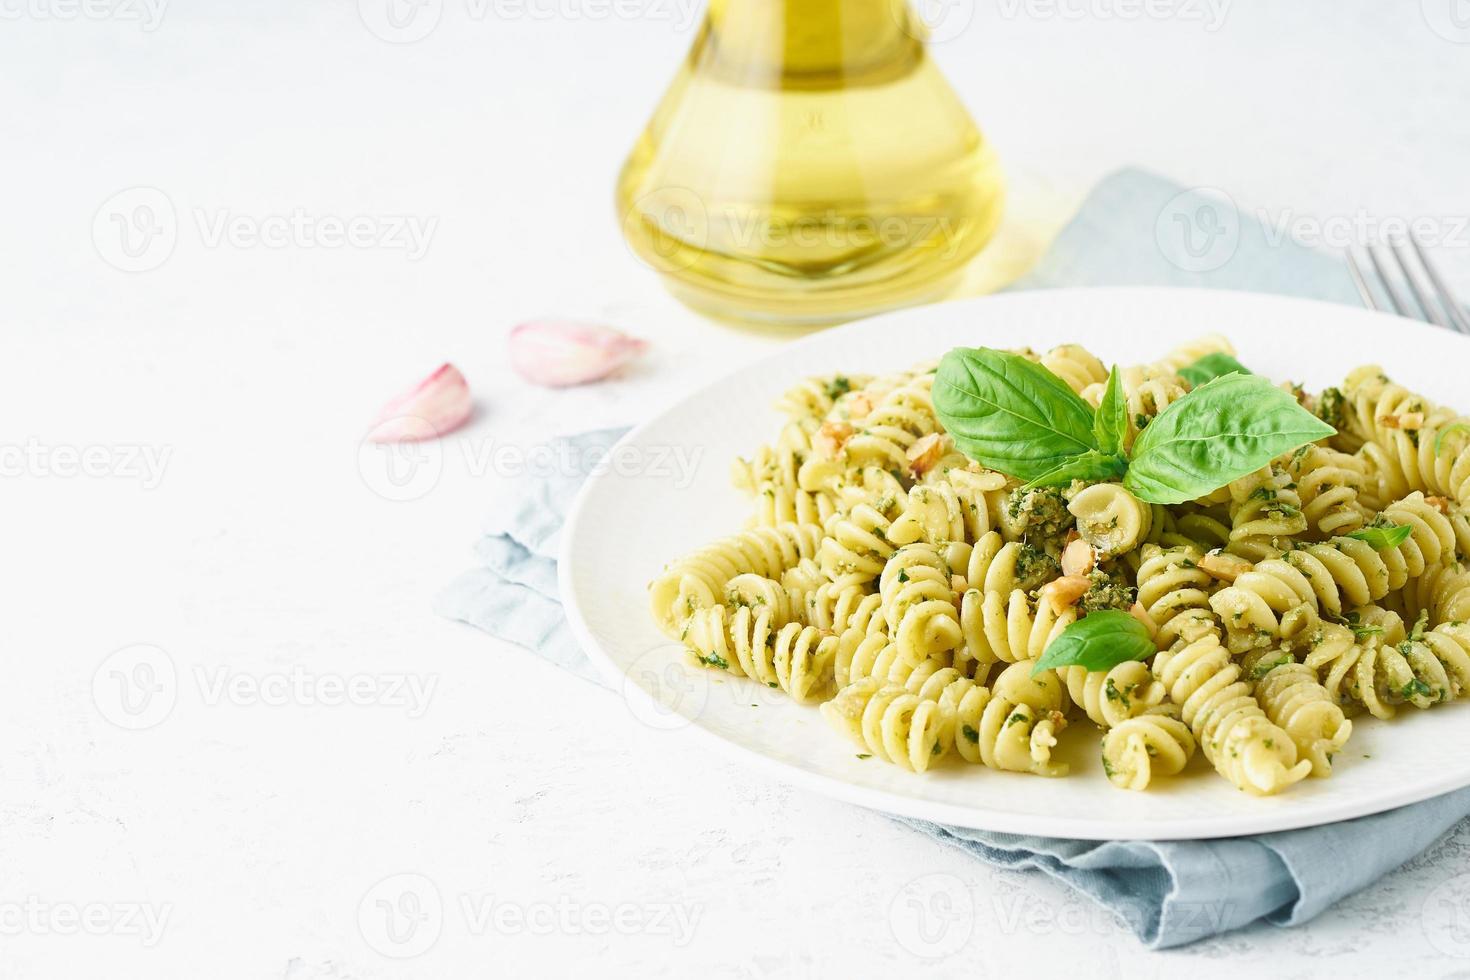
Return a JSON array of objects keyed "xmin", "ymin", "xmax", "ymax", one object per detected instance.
[
  {"xmin": 509, "ymin": 320, "xmax": 648, "ymax": 387},
  {"xmin": 368, "ymin": 362, "xmax": 472, "ymax": 443}
]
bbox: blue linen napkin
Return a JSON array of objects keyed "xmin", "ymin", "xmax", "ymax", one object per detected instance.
[{"xmin": 437, "ymin": 168, "xmax": 1470, "ymax": 948}]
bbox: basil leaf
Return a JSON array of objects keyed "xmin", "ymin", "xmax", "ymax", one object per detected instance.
[
  {"xmin": 1123, "ymin": 374, "xmax": 1335, "ymax": 505},
  {"xmin": 1093, "ymin": 365, "xmax": 1128, "ymax": 456},
  {"xmin": 934, "ymin": 348, "xmax": 1098, "ymax": 481},
  {"xmin": 1032, "ymin": 610, "xmax": 1156, "ymax": 676},
  {"xmin": 1347, "ymin": 522, "xmax": 1413, "ymax": 550},
  {"xmin": 1434, "ymin": 421, "xmax": 1470, "ymax": 456},
  {"xmin": 1179, "ymin": 352, "xmax": 1251, "ymax": 388},
  {"xmin": 1023, "ymin": 450, "xmax": 1128, "ymax": 490}
]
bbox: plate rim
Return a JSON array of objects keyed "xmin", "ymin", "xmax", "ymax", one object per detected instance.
[{"xmin": 559, "ymin": 286, "xmax": 1470, "ymax": 840}]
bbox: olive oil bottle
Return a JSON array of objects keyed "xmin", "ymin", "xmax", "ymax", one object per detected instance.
[{"xmin": 617, "ymin": 0, "xmax": 1005, "ymax": 326}]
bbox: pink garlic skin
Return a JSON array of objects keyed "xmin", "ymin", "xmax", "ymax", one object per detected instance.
[
  {"xmin": 368, "ymin": 363, "xmax": 473, "ymax": 443},
  {"xmin": 509, "ymin": 320, "xmax": 648, "ymax": 387}
]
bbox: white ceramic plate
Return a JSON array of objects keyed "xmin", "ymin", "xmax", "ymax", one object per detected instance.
[{"xmin": 559, "ymin": 287, "xmax": 1470, "ymax": 840}]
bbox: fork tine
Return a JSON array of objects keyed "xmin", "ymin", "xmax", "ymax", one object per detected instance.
[
  {"xmin": 1407, "ymin": 234, "xmax": 1470, "ymax": 335},
  {"xmin": 1390, "ymin": 237, "xmax": 1452, "ymax": 329},
  {"xmin": 1367, "ymin": 245, "xmax": 1416, "ymax": 319},
  {"xmin": 1345, "ymin": 249, "xmax": 1381, "ymax": 310}
]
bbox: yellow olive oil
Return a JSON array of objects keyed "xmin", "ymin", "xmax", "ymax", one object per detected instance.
[{"xmin": 617, "ymin": 0, "xmax": 1005, "ymax": 326}]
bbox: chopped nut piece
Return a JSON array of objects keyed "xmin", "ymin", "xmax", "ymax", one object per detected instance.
[
  {"xmin": 1040, "ymin": 575, "xmax": 1092, "ymax": 614},
  {"xmin": 1381, "ymin": 412, "xmax": 1424, "ymax": 430},
  {"xmin": 1061, "ymin": 538, "xmax": 1095, "ymax": 577},
  {"xmin": 1198, "ymin": 551, "xmax": 1252, "ymax": 583},
  {"xmin": 846, "ymin": 392, "xmax": 873, "ymax": 420},
  {"xmin": 814, "ymin": 421, "xmax": 855, "ymax": 458},
  {"xmin": 1426, "ymin": 495, "xmax": 1452, "ymax": 514},
  {"xmin": 906, "ymin": 433, "xmax": 946, "ymax": 474}
]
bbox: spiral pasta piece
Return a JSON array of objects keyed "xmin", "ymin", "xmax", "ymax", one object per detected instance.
[
  {"xmin": 840, "ymin": 375, "xmax": 939, "ymax": 474},
  {"xmin": 959, "ymin": 587, "xmax": 1076, "ymax": 668},
  {"xmin": 1153, "ymin": 632, "xmax": 1311, "ymax": 794},
  {"xmin": 1068, "ymin": 483, "xmax": 1153, "ymax": 557},
  {"xmin": 1210, "ymin": 554, "xmax": 1316, "ymax": 654},
  {"xmin": 1282, "ymin": 443, "xmax": 1372, "ymax": 539},
  {"xmin": 1418, "ymin": 622, "xmax": 1470, "ymax": 701},
  {"xmin": 1224, "ymin": 467, "xmax": 1307, "ymax": 561},
  {"xmin": 822, "ymin": 665, "xmax": 993, "ymax": 769},
  {"xmin": 821, "ymin": 677, "xmax": 949, "ymax": 771},
  {"xmin": 818, "ymin": 504, "xmax": 897, "ymax": 588},
  {"xmin": 775, "ymin": 373, "xmax": 871, "ymax": 424},
  {"xmin": 1244, "ymin": 645, "xmax": 1353, "ymax": 777},
  {"xmin": 975, "ymin": 661, "xmax": 1070, "ymax": 776},
  {"xmin": 887, "ymin": 469, "xmax": 1006, "ymax": 546},
  {"xmin": 1038, "ymin": 344, "xmax": 1108, "ymax": 395},
  {"xmin": 684, "ymin": 603, "xmax": 837, "ymax": 702},
  {"xmin": 1059, "ymin": 660, "xmax": 1165, "ymax": 729},
  {"xmin": 1150, "ymin": 334, "xmax": 1236, "ymax": 375},
  {"xmin": 1101, "ymin": 706, "xmax": 1197, "ymax": 791},
  {"xmin": 1136, "ymin": 544, "xmax": 1218, "ymax": 646},
  {"xmin": 1255, "ymin": 493, "xmax": 1458, "ymax": 621},
  {"xmin": 723, "ymin": 573, "xmax": 805, "ymax": 627},
  {"xmin": 879, "ymin": 545, "xmax": 963, "ymax": 665},
  {"xmin": 1302, "ymin": 618, "xmax": 1395, "ymax": 719},
  {"xmin": 650, "ymin": 522, "xmax": 825, "ymax": 636},
  {"xmin": 1340, "ymin": 365, "xmax": 1470, "ymax": 508},
  {"xmin": 910, "ymin": 666, "xmax": 995, "ymax": 765},
  {"xmin": 802, "ymin": 578, "xmax": 883, "ymax": 638}
]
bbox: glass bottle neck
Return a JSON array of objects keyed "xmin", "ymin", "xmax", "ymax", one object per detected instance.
[{"xmin": 698, "ymin": 0, "xmax": 925, "ymax": 88}]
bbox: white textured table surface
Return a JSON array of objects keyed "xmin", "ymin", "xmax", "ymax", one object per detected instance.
[{"xmin": 6, "ymin": 2, "xmax": 1470, "ymax": 976}]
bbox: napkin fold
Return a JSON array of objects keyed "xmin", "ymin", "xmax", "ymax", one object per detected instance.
[{"xmin": 437, "ymin": 169, "xmax": 1470, "ymax": 948}]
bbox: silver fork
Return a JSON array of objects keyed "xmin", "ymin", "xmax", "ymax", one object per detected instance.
[{"xmin": 1345, "ymin": 233, "xmax": 1470, "ymax": 333}]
